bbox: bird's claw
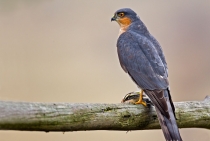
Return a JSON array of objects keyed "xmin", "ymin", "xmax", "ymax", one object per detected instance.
[{"xmin": 121, "ymin": 91, "xmax": 153, "ymax": 106}]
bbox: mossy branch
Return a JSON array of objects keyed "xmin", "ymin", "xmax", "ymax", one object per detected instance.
[{"xmin": 0, "ymin": 96, "xmax": 210, "ymax": 132}]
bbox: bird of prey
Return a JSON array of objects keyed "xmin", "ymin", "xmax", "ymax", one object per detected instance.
[{"xmin": 111, "ymin": 8, "xmax": 182, "ymax": 141}]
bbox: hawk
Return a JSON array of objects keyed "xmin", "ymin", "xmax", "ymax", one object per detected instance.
[{"xmin": 111, "ymin": 8, "xmax": 182, "ymax": 141}]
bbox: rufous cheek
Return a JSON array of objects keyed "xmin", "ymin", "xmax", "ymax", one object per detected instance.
[{"xmin": 118, "ymin": 17, "xmax": 132, "ymax": 26}]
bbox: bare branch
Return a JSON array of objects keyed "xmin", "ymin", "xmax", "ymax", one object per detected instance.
[{"xmin": 0, "ymin": 96, "xmax": 210, "ymax": 132}]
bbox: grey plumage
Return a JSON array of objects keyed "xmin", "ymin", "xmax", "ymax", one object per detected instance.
[{"xmin": 113, "ymin": 8, "xmax": 182, "ymax": 141}]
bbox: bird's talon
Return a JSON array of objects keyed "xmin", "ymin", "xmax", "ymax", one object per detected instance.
[
  {"xmin": 135, "ymin": 100, "xmax": 147, "ymax": 106},
  {"xmin": 134, "ymin": 89, "xmax": 147, "ymax": 106}
]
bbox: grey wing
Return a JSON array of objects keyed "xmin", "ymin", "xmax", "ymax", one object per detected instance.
[
  {"xmin": 148, "ymin": 34, "xmax": 168, "ymax": 76},
  {"xmin": 117, "ymin": 31, "xmax": 169, "ymax": 90}
]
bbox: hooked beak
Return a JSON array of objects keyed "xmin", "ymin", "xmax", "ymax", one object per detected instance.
[{"xmin": 111, "ymin": 14, "xmax": 117, "ymax": 21}]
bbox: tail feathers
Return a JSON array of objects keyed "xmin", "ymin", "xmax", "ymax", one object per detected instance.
[
  {"xmin": 145, "ymin": 89, "xmax": 182, "ymax": 141},
  {"xmin": 156, "ymin": 90, "xmax": 182, "ymax": 141},
  {"xmin": 155, "ymin": 106, "xmax": 182, "ymax": 141},
  {"xmin": 167, "ymin": 88, "xmax": 176, "ymax": 118}
]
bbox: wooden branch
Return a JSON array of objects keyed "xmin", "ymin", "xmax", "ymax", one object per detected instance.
[{"xmin": 0, "ymin": 96, "xmax": 210, "ymax": 132}]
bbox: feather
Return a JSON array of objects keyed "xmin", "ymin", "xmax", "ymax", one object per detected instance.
[{"xmin": 117, "ymin": 22, "xmax": 182, "ymax": 141}]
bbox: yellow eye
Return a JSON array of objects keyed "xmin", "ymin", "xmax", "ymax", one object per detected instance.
[{"xmin": 117, "ymin": 12, "xmax": 125, "ymax": 17}]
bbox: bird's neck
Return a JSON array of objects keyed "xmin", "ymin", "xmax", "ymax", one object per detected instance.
[
  {"xmin": 119, "ymin": 24, "xmax": 130, "ymax": 36},
  {"xmin": 128, "ymin": 20, "xmax": 149, "ymax": 34}
]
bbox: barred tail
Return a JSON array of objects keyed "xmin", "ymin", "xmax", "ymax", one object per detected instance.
[
  {"xmin": 145, "ymin": 89, "xmax": 182, "ymax": 141},
  {"xmin": 156, "ymin": 89, "xmax": 182, "ymax": 141}
]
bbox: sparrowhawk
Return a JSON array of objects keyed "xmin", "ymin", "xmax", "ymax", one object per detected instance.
[{"xmin": 111, "ymin": 8, "xmax": 182, "ymax": 141}]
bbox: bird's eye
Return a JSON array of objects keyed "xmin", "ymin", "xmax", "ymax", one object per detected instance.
[{"xmin": 117, "ymin": 12, "xmax": 125, "ymax": 17}]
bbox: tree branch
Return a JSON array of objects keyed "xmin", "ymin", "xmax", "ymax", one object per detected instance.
[{"xmin": 0, "ymin": 95, "xmax": 210, "ymax": 132}]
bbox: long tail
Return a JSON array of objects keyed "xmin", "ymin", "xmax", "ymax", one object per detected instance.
[{"xmin": 145, "ymin": 89, "xmax": 182, "ymax": 141}]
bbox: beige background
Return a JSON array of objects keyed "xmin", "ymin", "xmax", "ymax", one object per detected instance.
[{"xmin": 1, "ymin": 1, "xmax": 210, "ymax": 141}]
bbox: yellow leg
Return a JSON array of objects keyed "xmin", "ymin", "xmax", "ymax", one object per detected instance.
[{"xmin": 135, "ymin": 90, "xmax": 147, "ymax": 106}]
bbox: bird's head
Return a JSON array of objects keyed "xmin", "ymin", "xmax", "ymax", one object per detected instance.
[{"xmin": 111, "ymin": 8, "xmax": 139, "ymax": 27}]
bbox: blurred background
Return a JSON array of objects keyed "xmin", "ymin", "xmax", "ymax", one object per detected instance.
[{"xmin": 0, "ymin": 0, "xmax": 210, "ymax": 140}]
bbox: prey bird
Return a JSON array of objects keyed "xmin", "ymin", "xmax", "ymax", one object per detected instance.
[{"xmin": 111, "ymin": 8, "xmax": 182, "ymax": 141}]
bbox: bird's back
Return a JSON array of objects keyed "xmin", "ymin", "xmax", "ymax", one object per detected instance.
[{"xmin": 117, "ymin": 30, "xmax": 169, "ymax": 90}]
